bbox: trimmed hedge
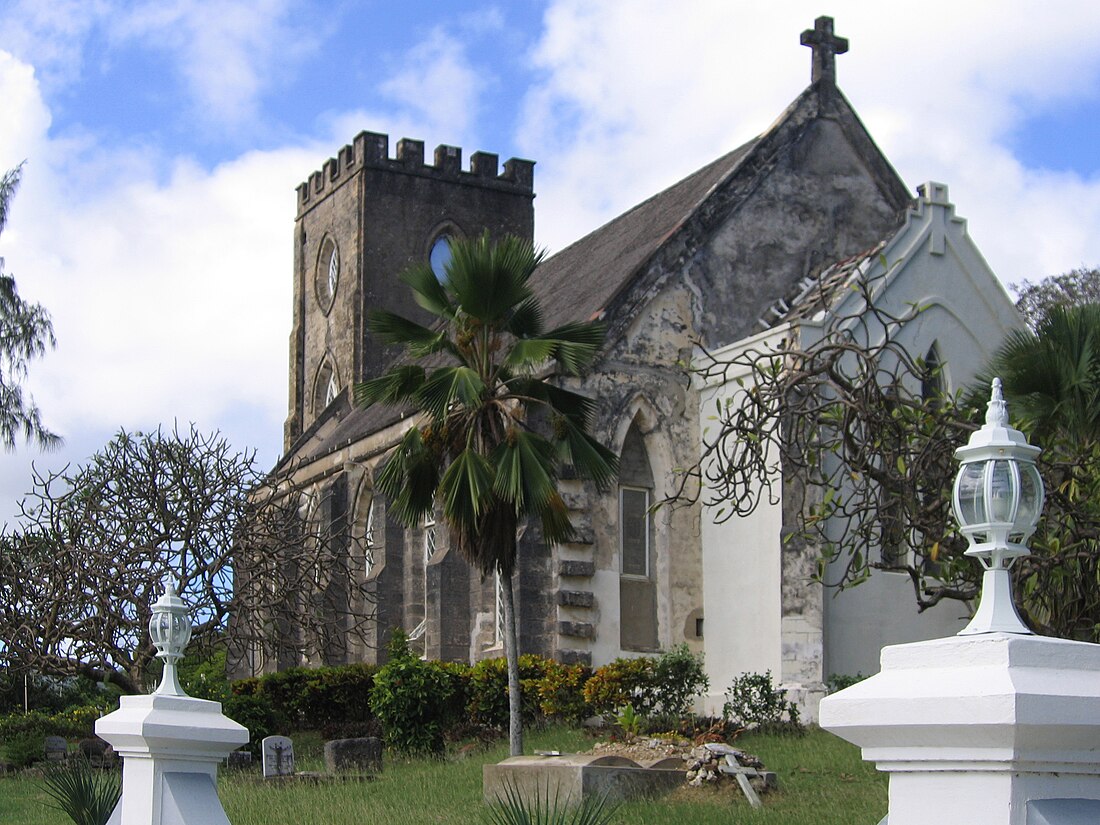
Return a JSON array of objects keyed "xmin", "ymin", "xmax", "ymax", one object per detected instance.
[{"xmin": 220, "ymin": 645, "xmax": 709, "ymax": 748}]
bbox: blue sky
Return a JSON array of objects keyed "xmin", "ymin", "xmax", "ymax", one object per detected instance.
[{"xmin": 0, "ymin": 0, "xmax": 1099, "ymax": 523}]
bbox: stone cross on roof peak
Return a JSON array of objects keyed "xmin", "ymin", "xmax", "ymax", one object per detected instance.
[{"xmin": 800, "ymin": 16, "xmax": 848, "ymax": 85}]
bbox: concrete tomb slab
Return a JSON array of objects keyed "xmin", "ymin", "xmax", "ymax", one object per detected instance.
[{"xmin": 484, "ymin": 752, "xmax": 683, "ymax": 805}]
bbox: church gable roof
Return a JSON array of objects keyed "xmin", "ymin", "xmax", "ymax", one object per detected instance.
[
  {"xmin": 533, "ymin": 141, "xmax": 758, "ymax": 328},
  {"xmin": 532, "ymin": 78, "xmax": 911, "ymax": 340}
]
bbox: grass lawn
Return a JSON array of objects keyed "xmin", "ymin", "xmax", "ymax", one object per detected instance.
[{"xmin": 0, "ymin": 727, "xmax": 886, "ymax": 824}]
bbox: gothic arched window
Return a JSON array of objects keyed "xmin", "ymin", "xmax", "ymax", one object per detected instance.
[{"xmin": 618, "ymin": 422, "xmax": 657, "ymax": 651}]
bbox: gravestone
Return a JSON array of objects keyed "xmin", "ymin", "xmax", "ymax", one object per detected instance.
[
  {"xmin": 78, "ymin": 737, "xmax": 115, "ymax": 768},
  {"xmin": 323, "ymin": 737, "xmax": 382, "ymax": 774},
  {"xmin": 44, "ymin": 736, "xmax": 67, "ymax": 762},
  {"xmin": 262, "ymin": 735, "xmax": 295, "ymax": 778},
  {"xmin": 227, "ymin": 751, "xmax": 252, "ymax": 771}
]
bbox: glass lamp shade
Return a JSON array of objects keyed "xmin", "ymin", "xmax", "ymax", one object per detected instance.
[
  {"xmin": 952, "ymin": 379, "xmax": 1044, "ymax": 557},
  {"xmin": 149, "ymin": 580, "xmax": 192, "ymax": 665},
  {"xmin": 952, "ymin": 457, "xmax": 1044, "ymax": 548}
]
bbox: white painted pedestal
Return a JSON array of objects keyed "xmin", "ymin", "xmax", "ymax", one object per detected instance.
[
  {"xmin": 820, "ymin": 632, "xmax": 1100, "ymax": 825},
  {"xmin": 96, "ymin": 693, "xmax": 249, "ymax": 825}
]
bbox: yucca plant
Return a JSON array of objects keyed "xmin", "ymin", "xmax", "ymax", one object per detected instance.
[
  {"xmin": 486, "ymin": 778, "xmax": 619, "ymax": 825},
  {"xmin": 41, "ymin": 757, "xmax": 121, "ymax": 825}
]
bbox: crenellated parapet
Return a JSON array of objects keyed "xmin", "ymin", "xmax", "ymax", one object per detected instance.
[{"xmin": 296, "ymin": 131, "xmax": 534, "ymax": 216}]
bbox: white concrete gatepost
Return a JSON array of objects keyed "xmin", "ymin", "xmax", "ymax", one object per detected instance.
[
  {"xmin": 820, "ymin": 632, "xmax": 1100, "ymax": 825},
  {"xmin": 95, "ymin": 581, "xmax": 248, "ymax": 825},
  {"xmin": 821, "ymin": 383, "xmax": 1100, "ymax": 824}
]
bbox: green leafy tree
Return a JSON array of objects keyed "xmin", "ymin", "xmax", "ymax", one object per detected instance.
[
  {"xmin": 1011, "ymin": 267, "xmax": 1100, "ymax": 330},
  {"xmin": 683, "ymin": 265, "xmax": 1100, "ymax": 640},
  {"xmin": 356, "ymin": 233, "xmax": 617, "ymax": 755},
  {"xmin": 0, "ymin": 425, "xmax": 374, "ymax": 693},
  {"xmin": 0, "ymin": 164, "xmax": 58, "ymax": 450}
]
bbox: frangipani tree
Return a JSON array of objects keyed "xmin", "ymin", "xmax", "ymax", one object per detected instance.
[{"xmin": 356, "ymin": 233, "xmax": 617, "ymax": 755}]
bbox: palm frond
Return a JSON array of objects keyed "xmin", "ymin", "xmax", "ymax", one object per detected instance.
[
  {"xmin": 492, "ymin": 430, "xmax": 560, "ymax": 514},
  {"xmin": 368, "ymin": 310, "xmax": 454, "ymax": 357},
  {"xmin": 542, "ymin": 321, "xmax": 607, "ymax": 374},
  {"xmin": 401, "ymin": 263, "xmax": 456, "ymax": 320},
  {"xmin": 439, "ymin": 448, "xmax": 495, "ymax": 528},
  {"xmin": 446, "ymin": 234, "xmax": 541, "ymax": 323},
  {"xmin": 507, "ymin": 296, "xmax": 544, "ymax": 338},
  {"xmin": 504, "ymin": 339, "xmax": 558, "ymax": 371},
  {"xmin": 375, "ymin": 428, "xmax": 439, "ymax": 526},
  {"xmin": 555, "ymin": 418, "xmax": 620, "ymax": 489},
  {"xmin": 416, "ymin": 366, "xmax": 486, "ymax": 419},
  {"xmin": 355, "ymin": 365, "xmax": 426, "ymax": 408}
]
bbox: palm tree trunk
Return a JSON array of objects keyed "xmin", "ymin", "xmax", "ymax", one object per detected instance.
[{"xmin": 500, "ymin": 565, "xmax": 523, "ymax": 756}]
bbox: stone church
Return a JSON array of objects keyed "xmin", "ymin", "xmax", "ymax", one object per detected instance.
[{"xmin": 244, "ymin": 18, "xmax": 1021, "ymax": 715}]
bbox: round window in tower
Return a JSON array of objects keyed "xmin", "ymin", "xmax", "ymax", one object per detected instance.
[
  {"xmin": 316, "ymin": 237, "xmax": 339, "ymax": 313},
  {"xmin": 429, "ymin": 234, "xmax": 453, "ymax": 283}
]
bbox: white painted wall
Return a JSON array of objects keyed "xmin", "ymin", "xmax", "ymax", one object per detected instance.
[
  {"xmin": 815, "ymin": 182, "xmax": 1024, "ymax": 679},
  {"xmin": 694, "ymin": 327, "xmax": 788, "ymax": 714}
]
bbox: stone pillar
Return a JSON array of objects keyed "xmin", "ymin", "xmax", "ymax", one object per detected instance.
[
  {"xmin": 96, "ymin": 692, "xmax": 248, "ymax": 825},
  {"xmin": 820, "ymin": 632, "xmax": 1100, "ymax": 825}
]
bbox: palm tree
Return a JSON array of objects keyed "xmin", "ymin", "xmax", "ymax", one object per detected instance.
[
  {"xmin": 355, "ymin": 233, "xmax": 618, "ymax": 756},
  {"xmin": 981, "ymin": 303, "xmax": 1100, "ymax": 445}
]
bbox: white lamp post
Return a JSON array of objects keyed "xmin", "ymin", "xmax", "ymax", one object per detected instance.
[
  {"xmin": 95, "ymin": 580, "xmax": 248, "ymax": 825},
  {"xmin": 149, "ymin": 578, "xmax": 192, "ymax": 695},
  {"xmin": 951, "ymin": 378, "xmax": 1044, "ymax": 635}
]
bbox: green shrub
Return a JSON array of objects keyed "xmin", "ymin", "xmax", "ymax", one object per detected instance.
[
  {"xmin": 583, "ymin": 657, "xmax": 657, "ymax": 716},
  {"xmin": 223, "ymin": 694, "xmax": 284, "ymax": 758},
  {"xmin": 722, "ymin": 670, "xmax": 803, "ymax": 733},
  {"xmin": 179, "ymin": 646, "xmax": 231, "ymax": 702},
  {"xmin": 651, "ymin": 645, "xmax": 708, "ymax": 717},
  {"xmin": 0, "ymin": 702, "xmax": 113, "ymax": 744},
  {"xmin": 3, "ymin": 731, "xmax": 45, "ymax": 768},
  {"xmin": 370, "ymin": 640, "xmax": 460, "ymax": 755},
  {"xmin": 467, "ymin": 655, "xmax": 554, "ymax": 730},
  {"xmin": 534, "ymin": 661, "xmax": 591, "ymax": 722},
  {"xmin": 825, "ymin": 672, "xmax": 868, "ymax": 694},
  {"xmin": 227, "ymin": 662, "xmax": 378, "ymax": 732}
]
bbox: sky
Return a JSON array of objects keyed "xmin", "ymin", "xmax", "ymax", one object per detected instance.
[{"xmin": 0, "ymin": 0, "xmax": 1099, "ymax": 525}]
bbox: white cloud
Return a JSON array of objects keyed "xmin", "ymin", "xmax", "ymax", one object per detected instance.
[
  {"xmin": 519, "ymin": 0, "xmax": 1100, "ymax": 289},
  {"xmin": 0, "ymin": 50, "xmax": 323, "ymax": 519},
  {"xmin": 377, "ymin": 27, "xmax": 488, "ymax": 143},
  {"xmin": 111, "ymin": 0, "xmax": 319, "ymax": 135}
]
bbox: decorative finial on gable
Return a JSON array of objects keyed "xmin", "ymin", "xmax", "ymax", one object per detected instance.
[{"xmin": 800, "ymin": 16, "xmax": 848, "ymax": 85}]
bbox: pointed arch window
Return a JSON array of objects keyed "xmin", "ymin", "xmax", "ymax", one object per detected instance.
[
  {"xmin": 429, "ymin": 234, "xmax": 453, "ymax": 283},
  {"xmin": 313, "ymin": 359, "xmax": 341, "ymax": 416},
  {"xmin": 618, "ymin": 421, "xmax": 657, "ymax": 651},
  {"xmin": 921, "ymin": 343, "xmax": 945, "ymax": 402}
]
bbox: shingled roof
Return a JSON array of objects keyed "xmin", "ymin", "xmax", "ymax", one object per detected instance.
[{"xmin": 533, "ymin": 141, "xmax": 757, "ymax": 330}]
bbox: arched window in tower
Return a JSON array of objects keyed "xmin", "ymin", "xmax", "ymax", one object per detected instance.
[
  {"xmin": 316, "ymin": 236, "xmax": 339, "ymax": 313},
  {"xmin": 313, "ymin": 359, "xmax": 341, "ymax": 416},
  {"xmin": 618, "ymin": 421, "xmax": 657, "ymax": 651},
  {"xmin": 429, "ymin": 234, "xmax": 453, "ymax": 283}
]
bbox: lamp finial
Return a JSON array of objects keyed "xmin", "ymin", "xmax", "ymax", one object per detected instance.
[{"xmin": 986, "ymin": 378, "xmax": 1008, "ymax": 427}]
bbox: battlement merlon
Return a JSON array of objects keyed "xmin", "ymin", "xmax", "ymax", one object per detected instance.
[{"xmin": 296, "ymin": 131, "xmax": 535, "ymax": 214}]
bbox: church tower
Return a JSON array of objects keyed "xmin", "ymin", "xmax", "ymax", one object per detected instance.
[{"xmin": 284, "ymin": 133, "xmax": 535, "ymax": 448}]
